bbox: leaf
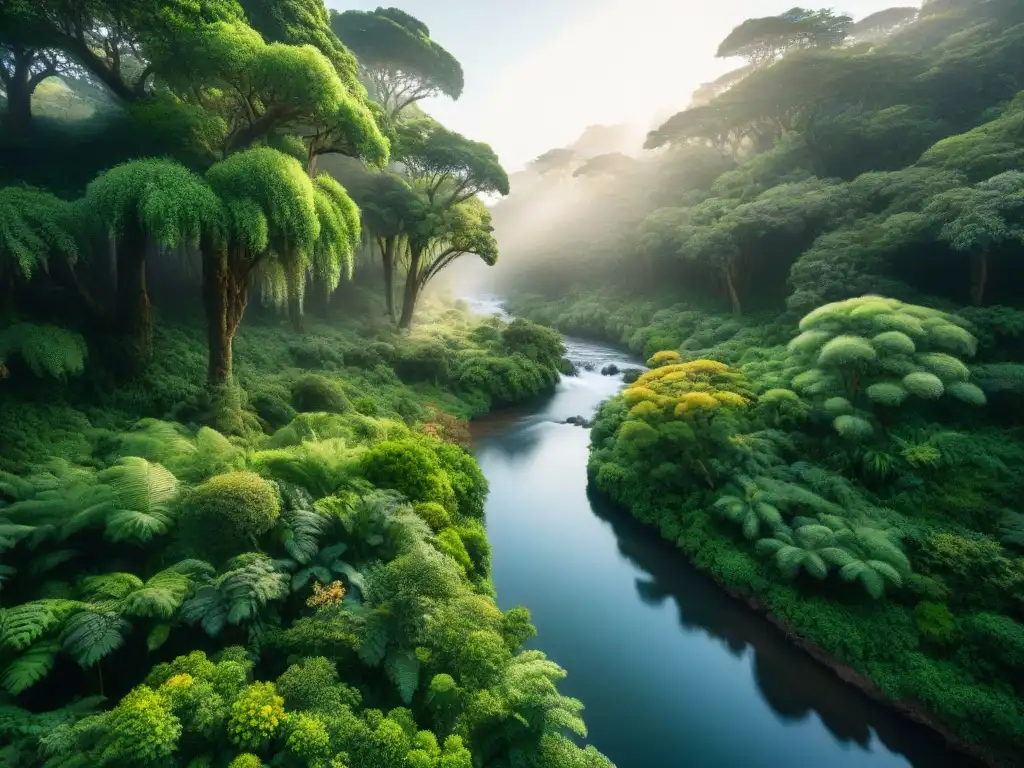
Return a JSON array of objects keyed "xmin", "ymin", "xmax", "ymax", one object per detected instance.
[
  {"xmin": 147, "ymin": 623, "xmax": 171, "ymax": 652},
  {"xmin": 0, "ymin": 600, "xmax": 78, "ymax": 651},
  {"xmin": 60, "ymin": 610, "xmax": 130, "ymax": 668},
  {"xmin": 359, "ymin": 610, "xmax": 389, "ymax": 667},
  {"xmin": 385, "ymin": 648, "xmax": 420, "ymax": 705},
  {"xmin": 1, "ymin": 641, "xmax": 60, "ymax": 695}
]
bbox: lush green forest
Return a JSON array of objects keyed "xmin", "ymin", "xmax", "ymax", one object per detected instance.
[
  {"xmin": 498, "ymin": 0, "xmax": 1024, "ymax": 762},
  {"xmin": 0, "ymin": 3, "xmax": 611, "ymax": 767}
]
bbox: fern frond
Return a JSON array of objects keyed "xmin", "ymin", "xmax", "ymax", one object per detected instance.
[
  {"xmin": 0, "ymin": 600, "xmax": 81, "ymax": 651},
  {"xmin": 119, "ymin": 570, "xmax": 193, "ymax": 619},
  {"xmin": 1, "ymin": 641, "xmax": 61, "ymax": 695},
  {"xmin": 384, "ymin": 648, "xmax": 420, "ymax": 705},
  {"xmin": 0, "ymin": 323, "xmax": 87, "ymax": 379},
  {"xmin": 358, "ymin": 610, "xmax": 389, "ymax": 666},
  {"xmin": 60, "ymin": 610, "xmax": 130, "ymax": 667}
]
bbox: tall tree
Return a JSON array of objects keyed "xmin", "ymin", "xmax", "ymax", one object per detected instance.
[
  {"xmin": 923, "ymin": 172, "xmax": 1024, "ymax": 306},
  {"xmin": 330, "ymin": 7, "xmax": 463, "ymax": 120},
  {"xmin": 398, "ymin": 197, "xmax": 497, "ymax": 328},
  {"xmin": 347, "ymin": 169, "xmax": 422, "ymax": 321},
  {"xmin": 850, "ymin": 7, "xmax": 919, "ymax": 40},
  {"xmin": 85, "ymin": 159, "xmax": 222, "ymax": 364},
  {"xmin": 527, "ymin": 148, "xmax": 576, "ymax": 179},
  {"xmin": 391, "ymin": 118, "xmax": 507, "ymax": 327},
  {"xmin": 716, "ymin": 8, "xmax": 853, "ymax": 67},
  {"xmin": 202, "ymin": 147, "xmax": 361, "ymax": 385}
]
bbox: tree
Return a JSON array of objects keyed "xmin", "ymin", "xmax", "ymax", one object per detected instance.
[
  {"xmin": 201, "ymin": 147, "xmax": 319, "ymax": 385},
  {"xmin": 347, "ymin": 169, "xmax": 423, "ymax": 321},
  {"xmin": 716, "ymin": 8, "xmax": 853, "ymax": 67},
  {"xmin": 2, "ymin": 0, "xmax": 245, "ymax": 105},
  {"xmin": 398, "ymin": 197, "xmax": 498, "ymax": 328},
  {"xmin": 391, "ymin": 119, "xmax": 508, "ymax": 328},
  {"xmin": 0, "ymin": 186, "xmax": 79, "ymax": 298},
  {"xmin": 528, "ymin": 148, "xmax": 576, "ymax": 178},
  {"xmin": 0, "ymin": 43, "xmax": 62, "ymax": 133},
  {"xmin": 85, "ymin": 159, "xmax": 222, "ymax": 364},
  {"xmin": 850, "ymin": 7, "xmax": 919, "ymax": 40},
  {"xmin": 330, "ymin": 7, "xmax": 463, "ymax": 120},
  {"xmin": 572, "ymin": 153, "xmax": 638, "ymax": 179},
  {"xmin": 922, "ymin": 172, "xmax": 1024, "ymax": 306}
]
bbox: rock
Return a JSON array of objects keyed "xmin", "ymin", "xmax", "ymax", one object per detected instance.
[
  {"xmin": 559, "ymin": 358, "xmax": 579, "ymax": 376},
  {"xmin": 600, "ymin": 364, "xmax": 620, "ymax": 376},
  {"xmin": 564, "ymin": 415, "xmax": 593, "ymax": 428},
  {"xmin": 582, "ymin": 362, "xmax": 596, "ymax": 372},
  {"xmin": 621, "ymin": 368, "xmax": 643, "ymax": 384}
]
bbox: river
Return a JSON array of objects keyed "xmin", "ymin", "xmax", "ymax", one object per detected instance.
[{"xmin": 467, "ymin": 298, "xmax": 968, "ymax": 768}]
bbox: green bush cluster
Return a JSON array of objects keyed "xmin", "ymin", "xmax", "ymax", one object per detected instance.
[{"xmin": 585, "ymin": 294, "xmax": 1024, "ymax": 759}]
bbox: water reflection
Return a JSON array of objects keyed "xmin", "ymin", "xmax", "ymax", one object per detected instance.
[
  {"xmin": 472, "ymin": 325, "xmax": 974, "ymax": 768},
  {"xmin": 586, "ymin": 490, "xmax": 974, "ymax": 764}
]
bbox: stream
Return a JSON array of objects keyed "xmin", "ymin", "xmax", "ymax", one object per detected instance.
[{"xmin": 466, "ymin": 297, "xmax": 966, "ymax": 768}]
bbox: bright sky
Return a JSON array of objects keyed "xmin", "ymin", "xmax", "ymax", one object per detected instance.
[{"xmin": 333, "ymin": 1, "xmax": 920, "ymax": 172}]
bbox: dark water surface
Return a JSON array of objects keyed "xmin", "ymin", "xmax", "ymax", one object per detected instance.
[{"xmin": 468, "ymin": 298, "xmax": 967, "ymax": 768}]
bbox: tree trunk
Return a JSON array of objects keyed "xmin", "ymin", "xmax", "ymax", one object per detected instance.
[
  {"xmin": 398, "ymin": 247, "xmax": 421, "ymax": 329},
  {"xmin": 115, "ymin": 218, "xmax": 152, "ymax": 364},
  {"xmin": 288, "ymin": 292, "xmax": 306, "ymax": 333},
  {"xmin": 724, "ymin": 265, "xmax": 742, "ymax": 316},
  {"xmin": 381, "ymin": 237, "xmax": 396, "ymax": 322},
  {"xmin": 970, "ymin": 251, "xmax": 988, "ymax": 307},
  {"xmin": 202, "ymin": 242, "xmax": 249, "ymax": 387},
  {"xmin": 3, "ymin": 53, "xmax": 33, "ymax": 135}
]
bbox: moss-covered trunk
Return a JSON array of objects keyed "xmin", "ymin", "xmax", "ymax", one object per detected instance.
[
  {"xmin": 202, "ymin": 241, "xmax": 249, "ymax": 387},
  {"xmin": 970, "ymin": 251, "xmax": 989, "ymax": 307},
  {"xmin": 115, "ymin": 217, "xmax": 152, "ymax": 364}
]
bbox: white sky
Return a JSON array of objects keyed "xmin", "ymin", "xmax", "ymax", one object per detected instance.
[{"xmin": 413, "ymin": 0, "xmax": 920, "ymax": 172}]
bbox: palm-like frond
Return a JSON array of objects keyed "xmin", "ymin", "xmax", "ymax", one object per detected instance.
[
  {"xmin": 384, "ymin": 647, "xmax": 420, "ymax": 705},
  {"xmin": 59, "ymin": 610, "xmax": 130, "ymax": 667},
  {"xmin": 0, "ymin": 600, "xmax": 82, "ymax": 652},
  {"xmin": 251, "ymin": 439, "xmax": 360, "ymax": 498},
  {"xmin": 181, "ymin": 555, "xmax": 288, "ymax": 637},
  {"xmin": 1, "ymin": 641, "xmax": 61, "ymax": 695},
  {"xmin": 94, "ymin": 457, "xmax": 180, "ymax": 544},
  {"xmin": 276, "ymin": 507, "xmax": 329, "ymax": 565},
  {"xmin": 118, "ymin": 569, "xmax": 194, "ymax": 619}
]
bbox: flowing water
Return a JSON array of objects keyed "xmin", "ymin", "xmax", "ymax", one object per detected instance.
[{"xmin": 466, "ymin": 296, "xmax": 969, "ymax": 768}]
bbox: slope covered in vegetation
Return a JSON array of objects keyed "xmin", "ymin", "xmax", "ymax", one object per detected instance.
[
  {"xmin": 0, "ymin": 1, "xmax": 611, "ymax": 766},
  {"xmin": 498, "ymin": 0, "xmax": 1024, "ymax": 761}
]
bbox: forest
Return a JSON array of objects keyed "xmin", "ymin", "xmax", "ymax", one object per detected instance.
[
  {"xmin": 0, "ymin": 2, "xmax": 611, "ymax": 767},
  {"xmin": 495, "ymin": 0, "xmax": 1024, "ymax": 762}
]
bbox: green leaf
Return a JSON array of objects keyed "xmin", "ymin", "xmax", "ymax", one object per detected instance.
[
  {"xmin": 60, "ymin": 610, "xmax": 130, "ymax": 668},
  {"xmin": 1, "ymin": 641, "xmax": 60, "ymax": 695},
  {"xmin": 385, "ymin": 648, "xmax": 420, "ymax": 705},
  {"xmin": 147, "ymin": 623, "xmax": 172, "ymax": 652}
]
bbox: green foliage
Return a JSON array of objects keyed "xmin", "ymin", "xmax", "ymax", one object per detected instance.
[
  {"xmin": 0, "ymin": 322, "xmax": 88, "ymax": 380},
  {"xmin": 228, "ymin": 681, "xmax": 286, "ymax": 750},
  {"xmin": 291, "ymin": 374, "xmax": 351, "ymax": 414},
  {"xmin": 179, "ymin": 471, "xmax": 281, "ymax": 560},
  {"xmin": 361, "ymin": 439, "xmax": 457, "ymax": 513}
]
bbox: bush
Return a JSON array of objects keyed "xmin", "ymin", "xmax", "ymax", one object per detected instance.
[
  {"xmin": 179, "ymin": 471, "xmax": 281, "ymax": 560},
  {"xmin": 361, "ymin": 439, "xmax": 457, "ymax": 513},
  {"xmin": 914, "ymin": 601, "xmax": 958, "ymax": 647},
  {"xmin": 291, "ymin": 374, "xmax": 350, "ymax": 414},
  {"xmin": 414, "ymin": 501, "xmax": 452, "ymax": 531}
]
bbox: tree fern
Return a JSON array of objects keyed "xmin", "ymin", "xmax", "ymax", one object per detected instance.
[
  {"xmin": 251, "ymin": 439, "xmax": 360, "ymax": 499},
  {"xmin": 1, "ymin": 641, "xmax": 61, "ymax": 695},
  {"xmin": 118, "ymin": 569, "xmax": 194, "ymax": 620},
  {"xmin": 384, "ymin": 647, "xmax": 420, "ymax": 705},
  {"xmin": 0, "ymin": 186, "xmax": 79, "ymax": 281},
  {"xmin": 713, "ymin": 476, "xmax": 783, "ymax": 540},
  {"xmin": 0, "ymin": 323, "xmax": 88, "ymax": 380}
]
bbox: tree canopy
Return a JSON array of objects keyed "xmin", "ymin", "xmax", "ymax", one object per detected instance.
[{"xmin": 330, "ymin": 7, "xmax": 464, "ymax": 119}]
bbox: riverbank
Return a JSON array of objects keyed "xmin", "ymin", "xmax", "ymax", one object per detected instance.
[
  {"xmin": 473, "ymin": 330, "xmax": 972, "ymax": 767},
  {"xmin": 0, "ymin": 298, "xmax": 614, "ymax": 767},
  {"xmin": 508, "ymin": 289, "xmax": 1024, "ymax": 765}
]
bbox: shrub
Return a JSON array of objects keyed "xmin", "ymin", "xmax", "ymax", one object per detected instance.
[
  {"xmin": 291, "ymin": 374, "xmax": 350, "ymax": 414},
  {"xmin": 228, "ymin": 682, "xmax": 286, "ymax": 750},
  {"xmin": 98, "ymin": 686, "xmax": 181, "ymax": 764},
  {"xmin": 361, "ymin": 439, "xmax": 457, "ymax": 512},
  {"xmin": 915, "ymin": 601, "xmax": 958, "ymax": 647},
  {"xmin": 179, "ymin": 471, "xmax": 281, "ymax": 559},
  {"xmin": 414, "ymin": 501, "xmax": 452, "ymax": 531}
]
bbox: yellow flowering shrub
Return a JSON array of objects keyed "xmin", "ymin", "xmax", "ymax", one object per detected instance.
[{"xmin": 228, "ymin": 682, "xmax": 287, "ymax": 750}]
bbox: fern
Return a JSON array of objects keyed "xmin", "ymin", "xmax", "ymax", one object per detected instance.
[
  {"xmin": 251, "ymin": 439, "xmax": 360, "ymax": 499},
  {"xmin": 0, "ymin": 323, "xmax": 87, "ymax": 379},
  {"xmin": 277, "ymin": 507, "xmax": 329, "ymax": 565},
  {"xmin": 95, "ymin": 457, "xmax": 180, "ymax": 544},
  {"xmin": 60, "ymin": 609, "xmax": 130, "ymax": 667},
  {"xmin": 0, "ymin": 600, "xmax": 81, "ymax": 651},
  {"xmin": 384, "ymin": 648, "xmax": 420, "ymax": 705},
  {"xmin": 181, "ymin": 555, "xmax": 288, "ymax": 637},
  {"xmin": 1, "ymin": 641, "xmax": 60, "ymax": 695},
  {"xmin": 358, "ymin": 609, "xmax": 389, "ymax": 667},
  {"xmin": 118, "ymin": 569, "xmax": 193, "ymax": 619}
]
